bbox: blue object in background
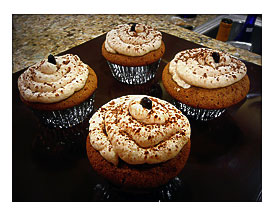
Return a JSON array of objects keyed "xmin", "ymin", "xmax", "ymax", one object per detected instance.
[{"xmin": 234, "ymin": 15, "xmax": 258, "ymax": 42}]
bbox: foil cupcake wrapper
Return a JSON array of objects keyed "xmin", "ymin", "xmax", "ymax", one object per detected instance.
[
  {"xmin": 173, "ymin": 100, "xmax": 226, "ymax": 121},
  {"xmin": 107, "ymin": 59, "xmax": 161, "ymax": 85},
  {"xmin": 33, "ymin": 93, "xmax": 95, "ymax": 128}
]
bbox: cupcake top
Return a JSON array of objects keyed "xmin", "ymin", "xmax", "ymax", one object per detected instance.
[
  {"xmin": 169, "ymin": 48, "xmax": 247, "ymax": 89},
  {"xmin": 89, "ymin": 95, "xmax": 191, "ymax": 166},
  {"xmin": 104, "ymin": 23, "xmax": 162, "ymax": 57},
  {"xmin": 18, "ymin": 54, "xmax": 89, "ymax": 103}
]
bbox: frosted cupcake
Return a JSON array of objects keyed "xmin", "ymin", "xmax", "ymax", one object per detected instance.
[
  {"xmin": 102, "ymin": 23, "xmax": 165, "ymax": 84},
  {"xmin": 18, "ymin": 54, "xmax": 97, "ymax": 128},
  {"xmin": 86, "ymin": 95, "xmax": 191, "ymax": 190},
  {"xmin": 162, "ymin": 48, "xmax": 250, "ymax": 121}
]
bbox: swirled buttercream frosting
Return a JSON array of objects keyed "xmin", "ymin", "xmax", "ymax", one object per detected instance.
[
  {"xmin": 18, "ymin": 54, "xmax": 89, "ymax": 103},
  {"xmin": 89, "ymin": 95, "xmax": 191, "ymax": 166},
  {"xmin": 169, "ymin": 48, "xmax": 247, "ymax": 89},
  {"xmin": 104, "ymin": 23, "xmax": 162, "ymax": 56}
]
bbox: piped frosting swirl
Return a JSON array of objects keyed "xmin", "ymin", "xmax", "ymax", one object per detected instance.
[
  {"xmin": 89, "ymin": 95, "xmax": 191, "ymax": 166},
  {"xmin": 169, "ymin": 48, "xmax": 247, "ymax": 89},
  {"xmin": 104, "ymin": 23, "xmax": 162, "ymax": 56},
  {"xmin": 18, "ymin": 54, "xmax": 89, "ymax": 103}
]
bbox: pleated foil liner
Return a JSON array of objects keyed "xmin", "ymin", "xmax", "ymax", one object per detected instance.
[
  {"xmin": 107, "ymin": 59, "xmax": 161, "ymax": 85},
  {"xmin": 173, "ymin": 100, "xmax": 226, "ymax": 121},
  {"xmin": 33, "ymin": 93, "xmax": 95, "ymax": 128}
]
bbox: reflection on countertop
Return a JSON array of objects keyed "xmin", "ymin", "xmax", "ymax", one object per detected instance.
[{"xmin": 12, "ymin": 14, "xmax": 261, "ymax": 73}]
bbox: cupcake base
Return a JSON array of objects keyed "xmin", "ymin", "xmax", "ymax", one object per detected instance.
[
  {"xmin": 33, "ymin": 93, "xmax": 95, "ymax": 128},
  {"xmin": 173, "ymin": 100, "xmax": 226, "ymax": 121},
  {"xmin": 107, "ymin": 59, "xmax": 160, "ymax": 85},
  {"xmin": 86, "ymin": 134, "xmax": 191, "ymax": 190}
]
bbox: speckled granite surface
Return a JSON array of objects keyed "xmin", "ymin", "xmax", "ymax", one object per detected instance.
[{"xmin": 12, "ymin": 14, "xmax": 261, "ymax": 73}]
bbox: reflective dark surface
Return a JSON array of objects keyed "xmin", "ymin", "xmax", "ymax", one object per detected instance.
[{"xmin": 12, "ymin": 33, "xmax": 262, "ymax": 201}]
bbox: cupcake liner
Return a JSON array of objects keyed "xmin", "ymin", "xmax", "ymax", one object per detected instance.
[
  {"xmin": 32, "ymin": 93, "xmax": 95, "ymax": 128},
  {"xmin": 107, "ymin": 59, "xmax": 161, "ymax": 85},
  {"xmin": 32, "ymin": 120, "xmax": 89, "ymax": 164},
  {"xmin": 173, "ymin": 100, "xmax": 226, "ymax": 121},
  {"xmin": 90, "ymin": 176, "xmax": 184, "ymax": 201}
]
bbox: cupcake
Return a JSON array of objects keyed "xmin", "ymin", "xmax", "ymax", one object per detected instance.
[
  {"xmin": 162, "ymin": 48, "xmax": 250, "ymax": 121},
  {"xmin": 18, "ymin": 54, "xmax": 97, "ymax": 128},
  {"xmin": 86, "ymin": 95, "xmax": 191, "ymax": 190},
  {"xmin": 102, "ymin": 23, "xmax": 165, "ymax": 84}
]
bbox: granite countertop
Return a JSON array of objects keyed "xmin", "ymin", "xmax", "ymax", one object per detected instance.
[{"xmin": 12, "ymin": 14, "xmax": 262, "ymax": 73}]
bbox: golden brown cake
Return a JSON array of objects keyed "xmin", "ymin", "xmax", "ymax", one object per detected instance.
[
  {"xmin": 18, "ymin": 54, "xmax": 98, "ymax": 128},
  {"xmin": 86, "ymin": 95, "xmax": 191, "ymax": 190},
  {"xmin": 102, "ymin": 41, "xmax": 165, "ymax": 67},
  {"xmin": 20, "ymin": 66, "xmax": 97, "ymax": 111},
  {"xmin": 162, "ymin": 63, "xmax": 250, "ymax": 110},
  {"xmin": 162, "ymin": 48, "xmax": 250, "ymax": 120},
  {"xmin": 102, "ymin": 23, "xmax": 165, "ymax": 84},
  {"xmin": 86, "ymin": 135, "xmax": 191, "ymax": 190}
]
